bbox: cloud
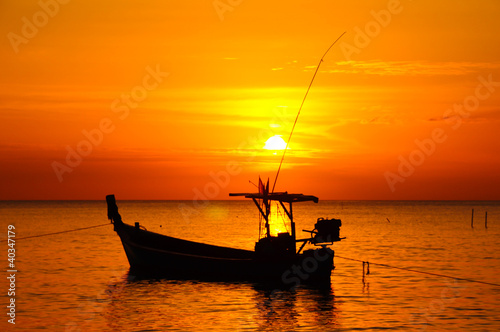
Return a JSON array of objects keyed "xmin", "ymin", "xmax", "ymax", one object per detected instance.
[
  {"xmin": 322, "ymin": 60, "xmax": 500, "ymax": 76},
  {"xmin": 360, "ymin": 115, "xmax": 394, "ymax": 125},
  {"xmin": 429, "ymin": 108, "xmax": 500, "ymax": 124}
]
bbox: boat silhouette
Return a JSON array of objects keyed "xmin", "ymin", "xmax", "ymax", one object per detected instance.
[{"xmin": 107, "ymin": 186, "xmax": 342, "ymax": 284}]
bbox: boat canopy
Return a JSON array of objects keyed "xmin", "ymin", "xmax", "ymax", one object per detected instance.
[{"xmin": 229, "ymin": 192, "xmax": 318, "ymax": 204}]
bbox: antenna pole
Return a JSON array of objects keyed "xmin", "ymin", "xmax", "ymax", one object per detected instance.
[{"xmin": 272, "ymin": 31, "xmax": 346, "ymax": 193}]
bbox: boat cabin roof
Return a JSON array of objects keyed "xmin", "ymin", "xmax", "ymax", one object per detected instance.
[{"xmin": 229, "ymin": 192, "xmax": 319, "ymax": 204}]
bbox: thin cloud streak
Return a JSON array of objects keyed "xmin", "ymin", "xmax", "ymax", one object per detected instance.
[{"xmin": 323, "ymin": 60, "xmax": 500, "ymax": 76}]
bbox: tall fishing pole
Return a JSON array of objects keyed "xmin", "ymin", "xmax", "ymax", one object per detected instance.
[{"xmin": 271, "ymin": 31, "xmax": 346, "ymax": 193}]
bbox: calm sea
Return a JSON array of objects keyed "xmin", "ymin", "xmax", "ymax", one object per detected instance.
[{"xmin": 1, "ymin": 200, "xmax": 499, "ymax": 331}]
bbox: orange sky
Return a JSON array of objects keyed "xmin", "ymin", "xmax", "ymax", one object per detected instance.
[{"xmin": 1, "ymin": 0, "xmax": 500, "ymax": 200}]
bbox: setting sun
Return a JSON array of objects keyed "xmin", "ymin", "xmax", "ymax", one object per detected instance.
[{"xmin": 263, "ymin": 135, "xmax": 288, "ymax": 151}]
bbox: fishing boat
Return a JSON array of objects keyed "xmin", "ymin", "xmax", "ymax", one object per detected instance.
[
  {"xmin": 107, "ymin": 183, "xmax": 343, "ymax": 284},
  {"xmin": 108, "ymin": 35, "xmax": 347, "ymax": 284}
]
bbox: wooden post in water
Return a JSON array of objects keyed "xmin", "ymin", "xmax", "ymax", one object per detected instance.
[
  {"xmin": 471, "ymin": 208, "xmax": 474, "ymax": 228},
  {"xmin": 362, "ymin": 261, "xmax": 365, "ymax": 285},
  {"xmin": 485, "ymin": 211, "xmax": 488, "ymax": 229}
]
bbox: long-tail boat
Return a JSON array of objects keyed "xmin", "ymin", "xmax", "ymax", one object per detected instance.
[
  {"xmin": 107, "ymin": 183, "xmax": 343, "ymax": 284},
  {"xmin": 108, "ymin": 37, "xmax": 348, "ymax": 284}
]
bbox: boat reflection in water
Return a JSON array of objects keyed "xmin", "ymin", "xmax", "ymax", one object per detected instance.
[
  {"xmin": 107, "ymin": 181, "xmax": 343, "ymax": 284},
  {"xmin": 252, "ymin": 281, "xmax": 338, "ymax": 330},
  {"xmin": 102, "ymin": 273, "xmax": 339, "ymax": 331}
]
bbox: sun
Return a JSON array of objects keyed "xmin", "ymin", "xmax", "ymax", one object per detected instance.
[{"xmin": 263, "ymin": 135, "xmax": 288, "ymax": 150}]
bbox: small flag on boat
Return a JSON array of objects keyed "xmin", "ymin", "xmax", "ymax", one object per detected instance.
[
  {"xmin": 258, "ymin": 177, "xmax": 265, "ymax": 195},
  {"xmin": 258, "ymin": 177, "xmax": 269, "ymax": 195}
]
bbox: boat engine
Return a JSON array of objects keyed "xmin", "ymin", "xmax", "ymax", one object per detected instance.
[{"xmin": 311, "ymin": 218, "xmax": 341, "ymax": 244}]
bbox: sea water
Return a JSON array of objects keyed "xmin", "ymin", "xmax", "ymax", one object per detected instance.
[{"xmin": 0, "ymin": 200, "xmax": 499, "ymax": 331}]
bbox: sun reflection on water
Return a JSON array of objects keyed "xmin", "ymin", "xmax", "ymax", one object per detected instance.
[{"xmin": 265, "ymin": 203, "xmax": 290, "ymax": 237}]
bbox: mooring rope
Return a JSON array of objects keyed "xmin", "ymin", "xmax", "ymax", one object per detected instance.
[
  {"xmin": 2, "ymin": 222, "xmax": 498, "ymax": 287},
  {"xmin": 336, "ymin": 254, "xmax": 500, "ymax": 287},
  {"xmin": 0, "ymin": 223, "xmax": 111, "ymax": 242}
]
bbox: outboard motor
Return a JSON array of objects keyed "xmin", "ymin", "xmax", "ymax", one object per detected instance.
[{"xmin": 312, "ymin": 218, "xmax": 341, "ymax": 244}]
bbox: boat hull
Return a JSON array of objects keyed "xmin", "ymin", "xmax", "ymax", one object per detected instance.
[{"xmin": 115, "ymin": 222, "xmax": 334, "ymax": 284}]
